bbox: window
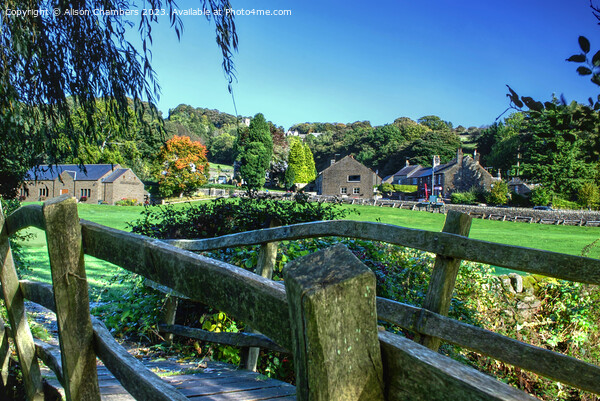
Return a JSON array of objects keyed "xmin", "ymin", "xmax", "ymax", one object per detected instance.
[
  {"xmin": 39, "ymin": 187, "xmax": 48, "ymax": 197},
  {"xmin": 353, "ymin": 187, "xmax": 360, "ymax": 194},
  {"xmin": 348, "ymin": 175, "xmax": 361, "ymax": 182},
  {"xmin": 340, "ymin": 187, "xmax": 347, "ymax": 194},
  {"xmin": 80, "ymin": 188, "xmax": 91, "ymax": 198}
]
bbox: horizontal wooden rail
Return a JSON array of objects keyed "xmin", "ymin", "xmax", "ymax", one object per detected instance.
[
  {"xmin": 80, "ymin": 220, "xmax": 292, "ymax": 350},
  {"xmin": 166, "ymin": 220, "xmax": 600, "ymax": 285},
  {"xmin": 18, "ymin": 280, "xmax": 189, "ymax": 401},
  {"xmin": 159, "ymin": 324, "xmax": 289, "ymax": 353},
  {"xmin": 34, "ymin": 340, "xmax": 64, "ymax": 386},
  {"xmin": 379, "ymin": 331, "xmax": 536, "ymax": 400},
  {"xmin": 4, "ymin": 204, "xmax": 45, "ymax": 236},
  {"xmin": 376, "ymin": 298, "xmax": 600, "ymax": 395}
]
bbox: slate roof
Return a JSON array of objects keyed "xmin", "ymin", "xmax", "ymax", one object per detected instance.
[
  {"xmin": 24, "ymin": 164, "xmax": 119, "ymax": 181},
  {"xmin": 393, "ymin": 165, "xmax": 422, "ymax": 177},
  {"xmin": 102, "ymin": 169, "xmax": 128, "ymax": 183}
]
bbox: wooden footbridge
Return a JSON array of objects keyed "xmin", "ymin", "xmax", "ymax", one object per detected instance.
[{"xmin": 1, "ymin": 195, "xmax": 600, "ymax": 400}]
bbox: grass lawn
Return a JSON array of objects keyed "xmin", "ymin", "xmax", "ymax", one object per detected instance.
[
  {"xmin": 13, "ymin": 201, "xmax": 600, "ymax": 295},
  {"xmin": 342, "ymin": 204, "xmax": 600, "ymax": 259}
]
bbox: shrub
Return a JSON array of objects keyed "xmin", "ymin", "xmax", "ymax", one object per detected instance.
[
  {"xmin": 450, "ymin": 191, "xmax": 477, "ymax": 205},
  {"xmin": 487, "ymin": 181, "xmax": 509, "ymax": 205},
  {"xmin": 116, "ymin": 198, "xmax": 137, "ymax": 206},
  {"xmin": 129, "ymin": 195, "xmax": 353, "ymax": 240},
  {"xmin": 393, "ymin": 184, "xmax": 418, "ymax": 193},
  {"xmin": 530, "ymin": 186, "xmax": 551, "ymax": 206},
  {"xmin": 552, "ymin": 197, "xmax": 580, "ymax": 210}
]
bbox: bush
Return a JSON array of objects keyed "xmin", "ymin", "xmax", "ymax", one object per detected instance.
[
  {"xmin": 552, "ymin": 197, "xmax": 580, "ymax": 210},
  {"xmin": 530, "ymin": 186, "xmax": 551, "ymax": 206},
  {"xmin": 393, "ymin": 184, "xmax": 417, "ymax": 193},
  {"xmin": 509, "ymin": 192, "xmax": 531, "ymax": 208},
  {"xmin": 116, "ymin": 198, "xmax": 137, "ymax": 206},
  {"xmin": 450, "ymin": 191, "xmax": 477, "ymax": 205},
  {"xmin": 487, "ymin": 181, "xmax": 509, "ymax": 205}
]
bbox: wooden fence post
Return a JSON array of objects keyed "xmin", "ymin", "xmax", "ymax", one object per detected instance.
[
  {"xmin": 43, "ymin": 195, "xmax": 100, "ymax": 401},
  {"xmin": 284, "ymin": 244, "xmax": 384, "ymax": 400},
  {"xmin": 0, "ymin": 202, "xmax": 44, "ymax": 401},
  {"xmin": 0, "ymin": 316, "xmax": 10, "ymax": 388},
  {"xmin": 240, "ymin": 220, "xmax": 280, "ymax": 372},
  {"xmin": 161, "ymin": 295, "xmax": 178, "ymax": 344},
  {"xmin": 419, "ymin": 210, "xmax": 472, "ymax": 351},
  {"xmin": 240, "ymin": 242, "xmax": 278, "ymax": 370}
]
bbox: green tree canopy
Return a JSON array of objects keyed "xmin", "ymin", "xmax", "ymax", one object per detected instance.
[
  {"xmin": 237, "ymin": 113, "xmax": 273, "ymax": 190},
  {"xmin": 0, "ymin": 0, "xmax": 237, "ymax": 197}
]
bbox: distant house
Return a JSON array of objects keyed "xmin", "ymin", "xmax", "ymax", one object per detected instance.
[
  {"xmin": 315, "ymin": 156, "xmax": 381, "ymax": 198},
  {"xmin": 414, "ymin": 149, "xmax": 496, "ymax": 198},
  {"xmin": 390, "ymin": 161, "xmax": 423, "ymax": 186},
  {"xmin": 19, "ymin": 164, "xmax": 145, "ymax": 205},
  {"xmin": 507, "ymin": 177, "xmax": 535, "ymax": 195}
]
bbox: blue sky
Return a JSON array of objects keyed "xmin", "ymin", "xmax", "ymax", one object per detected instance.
[{"xmin": 144, "ymin": 0, "xmax": 598, "ymax": 129}]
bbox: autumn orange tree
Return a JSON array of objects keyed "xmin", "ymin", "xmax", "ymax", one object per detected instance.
[{"xmin": 155, "ymin": 136, "xmax": 209, "ymax": 197}]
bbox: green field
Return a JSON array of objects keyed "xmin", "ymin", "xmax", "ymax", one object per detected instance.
[{"xmin": 13, "ymin": 201, "xmax": 600, "ymax": 295}]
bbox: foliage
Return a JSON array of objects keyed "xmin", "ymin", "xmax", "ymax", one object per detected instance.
[
  {"xmin": 155, "ymin": 136, "xmax": 209, "ymax": 197},
  {"xmin": 450, "ymin": 191, "xmax": 477, "ymax": 205},
  {"xmin": 530, "ymin": 187, "xmax": 552, "ymax": 206},
  {"xmin": 552, "ymin": 197, "xmax": 581, "ymax": 210},
  {"xmin": 379, "ymin": 183, "xmax": 394, "ymax": 195},
  {"xmin": 92, "ymin": 271, "xmax": 164, "ymax": 342},
  {"xmin": 0, "ymin": 198, "xmax": 32, "ymax": 274},
  {"xmin": 0, "ymin": 0, "xmax": 237, "ymax": 198},
  {"xmin": 115, "ymin": 198, "xmax": 138, "ymax": 206},
  {"xmin": 129, "ymin": 196, "xmax": 353, "ymax": 240},
  {"xmin": 393, "ymin": 184, "xmax": 418, "ymax": 193},
  {"xmin": 578, "ymin": 181, "xmax": 600, "ymax": 208},
  {"xmin": 237, "ymin": 114, "xmax": 273, "ymax": 191},
  {"xmin": 487, "ymin": 181, "xmax": 509, "ymax": 205}
]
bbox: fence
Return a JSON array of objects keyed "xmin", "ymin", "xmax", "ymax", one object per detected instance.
[{"xmin": 1, "ymin": 194, "xmax": 599, "ymax": 400}]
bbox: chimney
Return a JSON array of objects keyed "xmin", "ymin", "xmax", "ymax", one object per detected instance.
[
  {"xmin": 330, "ymin": 158, "xmax": 336, "ymax": 166},
  {"xmin": 497, "ymin": 169, "xmax": 501, "ymax": 179},
  {"xmin": 405, "ymin": 159, "xmax": 410, "ymax": 167},
  {"xmin": 474, "ymin": 149, "xmax": 480, "ymax": 164},
  {"xmin": 457, "ymin": 148, "xmax": 463, "ymax": 167}
]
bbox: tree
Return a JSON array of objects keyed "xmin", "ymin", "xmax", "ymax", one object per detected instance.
[
  {"xmin": 0, "ymin": 0, "xmax": 237, "ymax": 198},
  {"xmin": 304, "ymin": 144, "xmax": 317, "ymax": 183},
  {"xmin": 530, "ymin": 187, "xmax": 551, "ymax": 206},
  {"xmin": 487, "ymin": 181, "xmax": 509, "ymax": 205},
  {"xmin": 287, "ymin": 138, "xmax": 307, "ymax": 184},
  {"xmin": 237, "ymin": 113, "xmax": 273, "ymax": 190},
  {"xmin": 155, "ymin": 136, "xmax": 209, "ymax": 197},
  {"xmin": 578, "ymin": 181, "xmax": 600, "ymax": 208}
]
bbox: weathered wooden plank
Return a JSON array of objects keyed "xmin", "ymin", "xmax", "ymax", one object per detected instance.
[
  {"xmin": 80, "ymin": 220, "xmax": 292, "ymax": 350},
  {"xmin": 43, "ymin": 195, "xmax": 100, "ymax": 401},
  {"xmin": 377, "ymin": 298, "xmax": 600, "ymax": 395},
  {"xmin": 160, "ymin": 296, "xmax": 178, "ymax": 343},
  {"xmin": 379, "ymin": 331, "xmax": 536, "ymax": 401},
  {"xmin": 184, "ymin": 386, "xmax": 296, "ymax": 400},
  {"xmin": 241, "ymin": 227, "xmax": 279, "ymax": 371},
  {"xmin": 92, "ymin": 317, "xmax": 189, "ymax": 401},
  {"xmin": 5, "ymin": 204, "xmax": 45, "ymax": 236},
  {"xmin": 158, "ymin": 324, "xmax": 289, "ymax": 353},
  {"xmin": 0, "ymin": 317, "xmax": 10, "ymax": 387},
  {"xmin": 34, "ymin": 339, "xmax": 64, "ymax": 386},
  {"xmin": 165, "ymin": 220, "xmax": 600, "ymax": 284},
  {"xmin": 420, "ymin": 211, "xmax": 472, "ymax": 350},
  {"xmin": 284, "ymin": 244, "xmax": 384, "ymax": 401},
  {"xmin": 0, "ymin": 203, "xmax": 44, "ymax": 401}
]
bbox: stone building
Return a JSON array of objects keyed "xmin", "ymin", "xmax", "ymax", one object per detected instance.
[
  {"xmin": 315, "ymin": 156, "xmax": 381, "ymax": 198},
  {"xmin": 414, "ymin": 149, "xmax": 496, "ymax": 198},
  {"xmin": 19, "ymin": 164, "xmax": 145, "ymax": 205}
]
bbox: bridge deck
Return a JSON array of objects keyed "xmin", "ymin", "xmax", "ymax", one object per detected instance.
[{"xmin": 43, "ymin": 358, "xmax": 296, "ymax": 400}]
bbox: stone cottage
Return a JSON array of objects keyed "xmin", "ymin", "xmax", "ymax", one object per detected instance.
[
  {"xmin": 315, "ymin": 156, "xmax": 381, "ymax": 198},
  {"xmin": 19, "ymin": 164, "xmax": 145, "ymax": 205},
  {"xmin": 414, "ymin": 149, "xmax": 496, "ymax": 198}
]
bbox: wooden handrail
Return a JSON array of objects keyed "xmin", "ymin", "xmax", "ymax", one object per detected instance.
[
  {"xmin": 165, "ymin": 219, "xmax": 600, "ymax": 285},
  {"xmin": 80, "ymin": 220, "xmax": 292, "ymax": 350},
  {"xmin": 3, "ymin": 199, "xmax": 599, "ymax": 399}
]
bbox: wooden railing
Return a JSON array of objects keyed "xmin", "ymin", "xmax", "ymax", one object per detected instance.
[{"xmin": 0, "ymin": 195, "xmax": 598, "ymax": 401}]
